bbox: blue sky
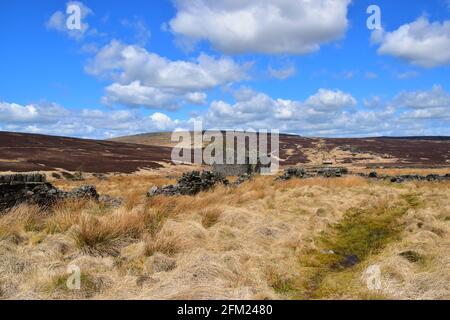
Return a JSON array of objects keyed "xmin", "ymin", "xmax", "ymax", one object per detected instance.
[{"xmin": 0, "ymin": 0, "xmax": 450, "ymax": 138}]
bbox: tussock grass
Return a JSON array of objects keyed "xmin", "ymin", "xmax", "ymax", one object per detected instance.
[
  {"xmin": 143, "ymin": 230, "xmax": 182, "ymax": 257},
  {"xmin": 73, "ymin": 211, "xmax": 145, "ymax": 257},
  {"xmin": 1, "ymin": 170, "xmax": 449, "ymax": 300},
  {"xmin": 199, "ymin": 207, "xmax": 223, "ymax": 228},
  {"xmin": 0, "ymin": 205, "xmax": 43, "ymax": 242}
]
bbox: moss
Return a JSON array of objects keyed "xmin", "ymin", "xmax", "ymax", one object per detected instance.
[
  {"xmin": 292, "ymin": 193, "xmax": 422, "ymax": 299},
  {"xmin": 47, "ymin": 272, "xmax": 104, "ymax": 298}
]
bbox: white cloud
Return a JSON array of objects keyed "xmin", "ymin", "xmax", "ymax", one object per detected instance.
[
  {"xmin": 268, "ymin": 65, "xmax": 296, "ymax": 80},
  {"xmin": 0, "ymin": 102, "xmax": 69, "ymax": 123},
  {"xmin": 46, "ymin": 1, "xmax": 93, "ymax": 40},
  {"xmin": 3, "ymin": 86, "xmax": 449, "ymax": 138},
  {"xmin": 374, "ymin": 17, "xmax": 450, "ymax": 67},
  {"xmin": 304, "ymin": 89, "xmax": 357, "ymax": 111},
  {"xmin": 393, "ymin": 85, "xmax": 450, "ymax": 109},
  {"xmin": 395, "ymin": 71, "xmax": 419, "ymax": 80},
  {"xmin": 0, "ymin": 101, "xmax": 189, "ymax": 138},
  {"xmin": 168, "ymin": 0, "xmax": 351, "ymax": 54},
  {"xmin": 86, "ymin": 40, "xmax": 247, "ymax": 109},
  {"xmin": 202, "ymin": 88, "xmax": 358, "ymax": 131}
]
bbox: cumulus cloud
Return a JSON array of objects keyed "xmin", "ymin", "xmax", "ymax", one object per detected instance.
[
  {"xmin": 374, "ymin": 17, "xmax": 450, "ymax": 67},
  {"xmin": 86, "ymin": 40, "xmax": 247, "ymax": 109},
  {"xmin": 304, "ymin": 89, "xmax": 357, "ymax": 111},
  {"xmin": 0, "ymin": 102, "xmax": 69, "ymax": 123},
  {"xmin": 0, "ymin": 101, "xmax": 188, "ymax": 139},
  {"xmin": 202, "ymin": 88, "xmax": 359, "ymax": 132},
  {"xmin": 168, "ymin": 0, "xmax": 351, "ymax": 54},
  {"xmin": 46, "ymin": 1, "xmax": 93, "ymax": 40},
  {"xmin": 268, "ymin": 65, "xmax": 296, "ymax": 80},
  {"xmin": 202, "ymin": 86, "xmax": 450, "ymax": 136},
  {"xmin": 393, "ymin": 85, "xmax": 450, "ymax": 109},
  {"xmin": 3, "ymin": 86, "xmax": 449, "ymax": 138}
]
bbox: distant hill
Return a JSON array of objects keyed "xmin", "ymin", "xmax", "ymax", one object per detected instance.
[
  {"xmin": 0, "ymin": 131, "xmax": 448, "ymax": 173},
  {"xmin": 0, "ymin": 131, "xmax": 172, "ymax": 173},
  {"xmin": 112, "ymin": 132, "xmax": 450, "ymax": 168}
]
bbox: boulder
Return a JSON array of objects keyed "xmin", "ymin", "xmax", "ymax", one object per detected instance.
[
  {"xmin": 368, "ymin": 172, "xmax": 378, "ymax": 179},
  {"xmin": 99, "ymin": 195, "xmax": 123, "ymax": 208},
  {"xmin": 0, "ymin": 174, "xmax": 101, "ymax": 212},
  {"xmin": 276, "ymin": 168, "xmax": 307, "ymax": 181},
  {"xmin": 66, "ymin": 185, "xmax": 99, "ymax": 200},
  {"xmin": 276, "ymin": 167, "xmax": 348, "ymax": 181},
  {"xmin": 147, "ymin": 171, "xmax": 229, "ymax": 197}
]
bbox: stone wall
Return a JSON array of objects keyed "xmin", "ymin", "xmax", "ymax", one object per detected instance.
[
  {"xmin": 212, "ymin": 163, "xmax": 255, "ymax": 177},
  {"xmin": 0, "ymin": 173, "xmax": 101, "ymax": 212}
]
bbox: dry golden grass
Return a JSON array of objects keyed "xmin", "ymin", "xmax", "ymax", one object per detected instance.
[{"xmin": 1, "ymin": 171, "xmax": 449, "ymax": 300}]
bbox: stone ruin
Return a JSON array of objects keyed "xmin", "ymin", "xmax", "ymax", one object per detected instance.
[
  {"xmin": 276, "ymin": 167, "xmax": 450, "ymax": 183},
  {"xmin": 366, "ymin": 172, "xmax": 450, "ymax": 183},
  {"xmin": 0, "ymin": 173, "xmax": 121, "ymax": 212},
  {"xmin": 208, "ymin": 133, "xmax": 271, "ymax": 177},
  {"xmin": 277, "ymin": 167, "xmax": 349, "ymax": 181},
  {"xmin": 147, "ymin": 171, "xmax": 229, "ymax": 197}
]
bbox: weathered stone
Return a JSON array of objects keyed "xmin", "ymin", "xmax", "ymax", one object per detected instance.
[
  {"xmin": 368, "ymin": 172, "xmax": 378, "ymax": 178},
  {"xmin": 0, "ymin": 174, "xmax": 101, "ymax": 212},
  {"xmin": 67, "ymin": 185, "xmax": 99, "ymax": 200},
  {"xmin": 276, "ymin": 167, "xmax": 348, "ymax": 181},
  {"xmin": 276, "ymin": 168, "xmax": 307, "ymax": 181},
  {"xmin": 234, "ymin": 173, "xmax": 253, "ymax": 186},
  {"xmin": 147, "ymin": 171, "xmax": 229, "ymax": 197},
  {"xmin": 99, "ymin": 195, "xmax": 123, "ymax": 208}
]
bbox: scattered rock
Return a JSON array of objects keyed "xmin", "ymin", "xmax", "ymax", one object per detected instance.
[
  {"xmin": 276, "ymin": 168, "xmax": 307, "ymax": 181},
  {"xmin": 66, "ymin": 185, "xmax": 99, "ymax": 200},
  {"xmin": 358, "ymin": 172, "xmax": 450, "ymax": 183},
  {"xmin": 147, "ymin": 171, "xmax": 229, "ymax": 197},
  {"xmin": 332, "ymin": 254, "xmax": 359, "ymax": 270},
  {"xmin": 277, "ymin": 167, "xmax": 348, "ymax": 181},
  {"xmin": 0, "ymin": 174, "xmax": 102, "ymax": 212},
  {"xmin": 368, "ymin": 172, "xmax": 378, "ymax": 178},
  {"xmin": 234, "ymin": 173, "xmax": 253, "ymax": 186},
  {"xmin": 99, "ymin": 195, "xmax": 123, "ymax": 208}
]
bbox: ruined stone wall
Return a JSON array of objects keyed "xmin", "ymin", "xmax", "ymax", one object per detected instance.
[
  {"xmin": 212, "ymin": 163, "xmax": 253, "ymax": 177},
  {"xmin": 0, "ymin": 174, "xmax": 48, "ymax": 211},
  {"xmin": 0, "ymin": 173, "xmax": 103, "ymax": 213}
]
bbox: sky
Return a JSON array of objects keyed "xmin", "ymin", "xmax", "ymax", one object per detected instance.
[{"xmin": 0, "ymin": 0, "xmax": 450, "ymax": 139}]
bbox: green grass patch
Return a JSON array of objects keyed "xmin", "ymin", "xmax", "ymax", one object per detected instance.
[
  {"xmin": 46, "ymin": 272, "xmax": 105, "ymax": 298},
  {"xmin": 292, "ymin": 193, "xmax": 421, "ymax": 299}
]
